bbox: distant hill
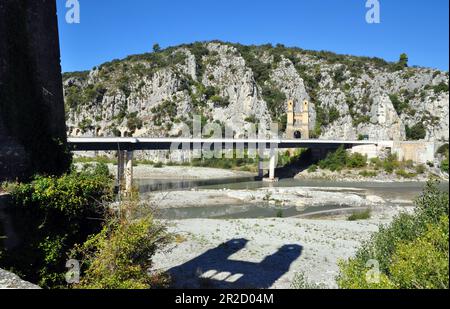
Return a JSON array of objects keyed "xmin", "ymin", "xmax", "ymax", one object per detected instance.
[{"xmin": 63, "ymin": 41, "xmax": 449, "ymax": 142}]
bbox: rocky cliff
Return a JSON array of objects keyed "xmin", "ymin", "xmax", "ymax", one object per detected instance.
[{"xmin": 64, "ymin": 42, "xmax": 449, "ymax": 145}]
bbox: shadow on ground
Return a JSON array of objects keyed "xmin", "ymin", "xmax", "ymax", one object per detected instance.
[{"xmin": 167, "ymin": 238, "xmax": 302, "ymax": 289}]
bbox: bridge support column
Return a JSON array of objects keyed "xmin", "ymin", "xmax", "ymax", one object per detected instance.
[
  {"xmin": 125, "ymin": 151, "xmax": 134, "ymax": 194},
  {"xmin": 269, "ymin": 148, "xmax": 277, "ymax": 181},
  {"xmin": 263, "ymin": 148, "xmax": 279, "ymax": 182},
  {"xmin": 117, "ymin": 151, "xmax": 125, "ymax": 190},
  {"xmin": 258, "ymin": 159, "xmax": 264, "ymax": 178}
]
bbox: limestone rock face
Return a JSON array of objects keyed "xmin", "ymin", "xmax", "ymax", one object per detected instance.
[{"xmin": 63, "ymin": 42, "xmax": 449, "ymax": 162}]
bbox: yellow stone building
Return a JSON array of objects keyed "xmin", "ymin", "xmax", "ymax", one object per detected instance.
[{"xmin": 286, "ymin": 99, "xmax": 310, "ymax": 139}]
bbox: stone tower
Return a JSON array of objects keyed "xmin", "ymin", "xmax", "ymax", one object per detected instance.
[
  {"xmin": 0, "ymin": 0, "xmax": 70, "ymax": 180},
  {"xmin": 286, "ymin": 100, "xmax": 310, "ymax": 139}
]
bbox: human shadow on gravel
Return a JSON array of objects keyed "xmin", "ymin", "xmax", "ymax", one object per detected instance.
[{"xmin": 167, "ymin": 238, "xmax": 302, "ymax": 289}]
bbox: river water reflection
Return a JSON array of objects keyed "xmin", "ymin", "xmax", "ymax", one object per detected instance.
[{"xmin": 136, "ymin": 177, "xmax": 449, "ymax": 220}]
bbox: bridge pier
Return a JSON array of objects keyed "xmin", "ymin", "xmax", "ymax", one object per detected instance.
[
  {"xmin": 258, "ymin": 159, "xmax": 264, "ymax": 178},
  {"xmin": 259, "ymin": 148, "xmax": 279, "ymax": 182},
  {"xmin": 125, "ymin": 151, "xmax": 134, "ymax": 194},
  {"xmin": 117, "ymin": 151, "xmax": 125, "ymax": 189},
  {"xmin": 264, "ymin": 148, "xmax": 279, "ymax": 182},
  {"xmin": 116, "ymin": 150, "xmax": 134, "ymax": 195}
]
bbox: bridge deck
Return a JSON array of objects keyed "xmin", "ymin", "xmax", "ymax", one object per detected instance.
[{"xmin": 67, "ymin": 137, "xmax": 377, "ymax": 151}]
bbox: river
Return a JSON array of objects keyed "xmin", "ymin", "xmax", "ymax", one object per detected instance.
[{"xmin": 136, "ymin": 177, "xmax": 449, "ymax": 220}]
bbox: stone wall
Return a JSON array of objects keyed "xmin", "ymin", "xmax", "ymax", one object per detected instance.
[
  {"xmin": 350, "ymin": 141, "xmax": 436, "ymax": 164},
  {"xmin": 0, "ymin": 0, "xmax": 70, "ymax": 181},
  {"xmin": 392, "ymin": 141, "xmax": 436, "ymax": 164}
]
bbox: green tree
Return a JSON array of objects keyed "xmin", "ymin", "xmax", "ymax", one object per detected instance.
[
  {"xmin": 153, "ymin": 43, "xmax": 161, "ymax": 53},
  {"xmin": 399, "ymin": 53, "xmax": 409, "ymax": 68}
]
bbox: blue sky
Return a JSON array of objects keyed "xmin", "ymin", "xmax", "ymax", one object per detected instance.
[{"xmin": 57, "ymin": 0, "xmax": 449, "ymax": 72}]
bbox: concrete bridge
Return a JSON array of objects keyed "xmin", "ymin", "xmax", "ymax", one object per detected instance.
[{"xmin": 68, "ymin": 137, "xmax": 377, "ymax": 193}]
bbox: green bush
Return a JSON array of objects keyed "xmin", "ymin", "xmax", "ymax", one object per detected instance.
[
  {"xmin": 406, "ymin": 123, "xmax": 427, "ymax": 140},
  {"xmin": 337, "ymin": 180, "xmax": 449, "ymax": 289},
  {"xmin": 369, "ymin": 157, "xmax": 383, "ymax": 169},
  {"xmin": 72, "ymin": 214, "xmax": 171, "ymax": 289},
  {"xmin": 395, "ymin": 169, "xmax": 417, "ymax": 179},
  {"xmin": 318, "ymin": 146, "xmax": 348, "ymax": 171},
  {"xmin": 308, "ymin": 165, "xmax": 318, "ymax": 173},
  {"xmin": 389, "ymin": 94, "xmax": 408, "ymax": 115},
  {"xmin": 415, "ymin": 164, "xmax": 426, "ymax": 174},
  {"xmin": 348, "ymin": 210, "xmax": 372, "ymax": 221},
  {"xmin": 0, "ymin": 165, "xmax": 114, "ymax": 288},
  {"xmin": 261, "ymin": 84, "xmax": 287, "ymax": 119},
  {"xmin": 436, "ymin": 143, "xmax": 449, "ymax": 156},
  {"xmin": 210, "ymin": 95, "xmax": 230, "ymax": 108},
  {"xmin": 347, "ymin": 153, "xmax": 368, "ymax": 168},
  {"xmin": 383, "ymin": 153, "xmax": 400, "ymax": 173},
  {"xmin": 437, "ymin": 144, "xmax": 449, "ymax": 173},
  {"xmin": 388, "ymin": 216, "xmax": 448, "ymax": 289},
  {"xmin": 442, "ymin": 157, "xmax": 449, "ymax": 173},
  {"xmin": 126, "ymin": 113, "xmax": 143, "ymax": 133},
  {"xmin": 359, "ymin": 170, "xmax": 377, "ymax": 178},
  {"xmin": 317, "ymin": 146, "xmax": 367, "ymax": 171},
  {"xmin": 432, "ymin": 82, "xmax": 449, "ymax": 94},
  {"xmin": 153, "ymin": 162, "xmax": 163, "ymax": 168}
]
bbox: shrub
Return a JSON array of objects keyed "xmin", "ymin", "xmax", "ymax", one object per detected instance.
[
  {"xmin": 383, "ymin": 153, "xmax": 400, "ymax": 173},
  {"xmin": 437, "ymin": 144, "xmax": 449, "ymax": 173},
  {"xmin": 317, "ymin": 147, "xmax": 367, "ymax": 171},
  {"xmin": 72, "ymin": 213, "xmax": 171, "ymax": 289},
  {"xmin": 347, "ymin": 153, "xmax": 367, "ymax": 168},
  {"xmin": 406, "ymin": 123, "xmax": 427, "ymax": 140},
  {"xmin": 153, "ymin": 162, "xmax": 163, "ymax": 168},
  {"xmin": 244, "ymin": 115, "xmax": 258, "ymax": 124},
  {"xmin": 210, "ymin": 95, "xmax": 230, "ymax": 108},
  {"xmin": 359, "ymin": 170, "xmax": 377, "ymax": 178},
  {"xmin": 328, "ymin": 107, "xmax": 341, "ymax": 123},
  {"xmin": 337, "ymin": 180, "xmax": 449, "ymax": 289},
  {"xmin": 370, "ymin": 157, "xmax": 383, "ymax": 169},
  {"xmin": 126, "ymin": 113, "xmax": 143, "ymax": 133},
  {"xmin": 442, "ymin": 157, "xmax": 449, "ymax": 173},
  {"xmin": 318, "ymin": 146, "xmax": 348, "ymax": 172},
  {"xmin": 415, "ymin": 164, "xmax": 426, "ymax": 174},
  {"xmin": 348, "ymin": 210, "xmax": 372, "ymax": 221},
  {"xmin": 432, "ymin": 82, "xmax": 449, "ymax": 94},
  {"xmin": 291, "ymin": 271, "xmax": 327, "ymax": 289},
  {"xmin": 388, "ymin": 216, "xmax": 448, "ymax": 289},
  {"xmin": 436, "ymin": 143, "xmax": 449, "ymax": 156},
  {"xmin": 389, "ymin": 94, "xmax": 408, "ymax": 115},
  {"xmin": 308, "ymin": 165, "xmax": 318, "ymax": 173},
  {"xmin": 0, "ymin": 165, "xmax": 114, "ymax": 287},
  {"xmin": 261, "ymin": 84, "xmax": 287, "ymax": 119},
  {"xmin": 396, "ymin": 169, "xmax": 417, "ymax": 179}
]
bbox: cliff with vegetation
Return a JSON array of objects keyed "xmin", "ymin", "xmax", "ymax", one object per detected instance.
[{"xmin": 63, "ymin": 41, "xmax": 449, "ymax": 143}]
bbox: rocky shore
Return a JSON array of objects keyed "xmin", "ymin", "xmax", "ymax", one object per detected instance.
[
  {"xmin": 146, "ymin": 186, "xmax": 394, "ymax": 209},
  {"xmin": 152, "ymin": 206, "xmax": 409, "ymax": 289},
  {"xmin": 295, "ymin": 167, "xmax": 448, "ymax": 183},
  {"xmin": 0, "ymin": 268, "xmax": 40, "ymax": 289}
]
